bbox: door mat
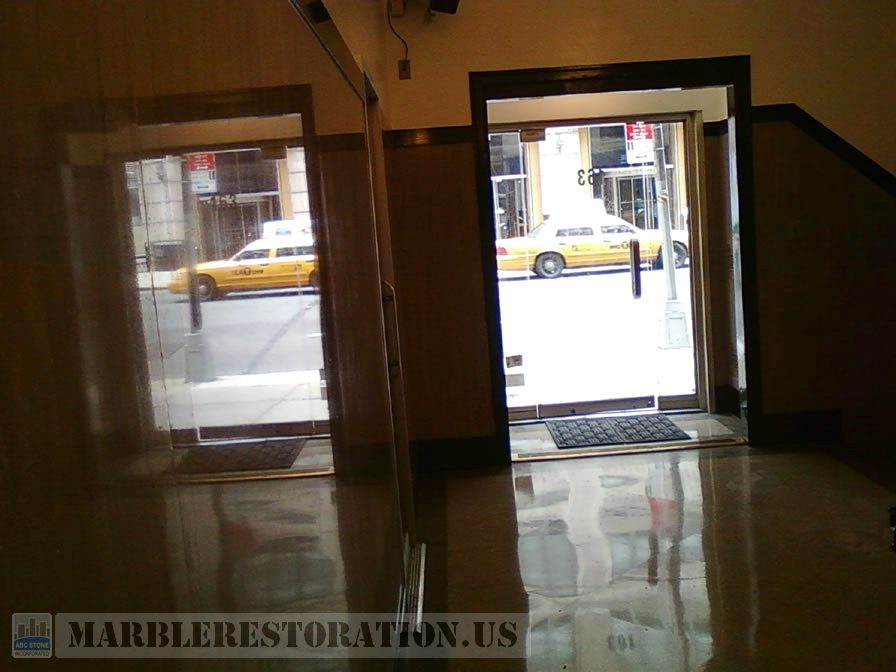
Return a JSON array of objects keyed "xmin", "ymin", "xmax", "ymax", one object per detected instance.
[
  {"xmin": 546, "ymin": 414, "xmax": 690, "ymax": 449},
  {"xmin": 170, "ymin": 438, "xmax": 306, "ymax": 475}
]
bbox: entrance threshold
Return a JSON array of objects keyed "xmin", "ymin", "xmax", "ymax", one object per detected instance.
[{"xmin": 510, "ymin": 411, "xmax": 746, "ymax": 462}]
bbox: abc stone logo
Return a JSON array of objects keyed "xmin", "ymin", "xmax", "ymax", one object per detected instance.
[{"xmin": 12, "ymin": 614, "xmax": 52, "ymax": 658}]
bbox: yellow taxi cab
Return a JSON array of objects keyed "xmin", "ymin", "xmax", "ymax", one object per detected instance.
[
  {"xmin": 168, "ymin": 236, "xmax": 317, "ymax": 300},
  {"xmin": 496, "ymin": 214, "xmax": 689, "ymax": 278}
]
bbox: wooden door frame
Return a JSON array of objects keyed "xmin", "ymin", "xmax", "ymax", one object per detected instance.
[
  {"xmin": 490, "ymin": 111, "xmax": 711, "ymax": 419},
  {"xmin": 470, "ymin": 55, "xmax": 761, "ymax": 464}
]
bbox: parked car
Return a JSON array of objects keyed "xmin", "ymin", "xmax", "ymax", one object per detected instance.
[
  {"xmin": 496, "ymin": 215, "xmax": 689, "ymax": 278},
  {"xmin": 168, "ymin": 236, "xmax": 318, "ymax": 300}
]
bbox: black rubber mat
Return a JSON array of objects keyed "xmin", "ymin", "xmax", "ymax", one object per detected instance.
[
  {"xmin": 171, "ymin": 438, "xmax": 306, "ymax": 475},
  {"xmin": 546, "ymin": 414, "xmax": 690, "ymax": 449}
]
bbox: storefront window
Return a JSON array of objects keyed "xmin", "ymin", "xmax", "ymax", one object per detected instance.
[
  {"xmin": 490, "ymin": 132, "xmax": 531, "ymax": 239},
  {"xmin": 589, "ymin": 124, "xmax": 627, "ymax": 169},
  {"xmin": 586, "ymin": 122, "xmax": 682, "ymax": 230},
  {"xmin": 490, "ymin": 132, "xmax": 525, "ymax": 176}
]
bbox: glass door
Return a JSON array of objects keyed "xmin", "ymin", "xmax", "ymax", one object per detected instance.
[
  {"xmin": 128, "ymin": 137, "xmax": 328, "ymax": 444},
  {"xmin": 493, "ymin": 119, "xmax": 700, "ymax": 420}
]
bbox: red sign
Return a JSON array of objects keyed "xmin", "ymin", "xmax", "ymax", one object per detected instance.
[
  {"xmin": 188, "ymin": 152, "xmax": 217, "ymax": 193},
  {"xmin": 188, "ymin": 153, "xmax": 216, "ymax": 171},
  {"xmin": 625, "ymin": 122, "xmax": 654, "ymax": 141},
  {"xmin": 624, "ymin": 122, "xmax": 655, "ymax": 164}
]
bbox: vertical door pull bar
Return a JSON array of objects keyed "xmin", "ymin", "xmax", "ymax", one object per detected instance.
[
  {"xmin": 630, "ymin": 238, "xmax": 642, "ymax": 299},
  {"xmin": 382, "ymin": 280, "xmax": 401, "ymax": 369}
]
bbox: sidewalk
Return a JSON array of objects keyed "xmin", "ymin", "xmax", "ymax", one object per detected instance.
[
  {"xmin": 153, "ymin": 369, "xmax": 329, "ymax": 430},
  {"xmin": 138, "ymin": 271, "xmax": 175, "ymax": 291}
]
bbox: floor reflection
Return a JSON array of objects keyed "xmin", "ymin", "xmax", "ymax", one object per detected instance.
[
  {"xmin": 164, "ymin": 477, "xmax": 348, "ymax": 614},
  {"xmin": 515, "ymin": 454, "xmax": 714, "ymax": 671}
]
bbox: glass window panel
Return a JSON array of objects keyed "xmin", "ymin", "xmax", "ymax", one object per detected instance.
[
  {"xmin": 489, "ymin": 133, "xmax": 525, "ymax": 176},
  {"xmin": 589, "ymin": 125, "xmax": 626, "ymax": 169}
]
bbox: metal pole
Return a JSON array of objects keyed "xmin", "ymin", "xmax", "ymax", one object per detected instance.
[
  {"xmin": 182, "ymin": 158, "xmax": 215, "ymax": 382},
  {"xmin": 654, "ymin": 126, "xmax": 677, "ymax": 301},
  {"xmin": 654, "ymin": 125, "xmax": 690, "ymax": 349}
]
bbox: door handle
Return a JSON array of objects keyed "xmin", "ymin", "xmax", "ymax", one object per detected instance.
[
  {"xmin": 629, "ymin": 238, "xmax": 642, "ymax": 299},
  {"xmin": 382, "ymin": 280, "xmax": 401, "ymax": 370}
]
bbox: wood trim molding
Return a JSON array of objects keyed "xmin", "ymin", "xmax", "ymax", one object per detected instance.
[
  {"xmin": 703, "ymin": 119, "xmax": 728, "ymax": 137},
  {"xmin": 134, "ymin": 85, "xmax": 312, "ymax": 126},
  {"xmin": 387, "ymin": 118, "xmax": 733, "ymax": 145},
  {"xmin": 753, "ymin": 103, "xmax": 896, "ymax": 196},
  {"xmin": 317, "ymin": 132, "xmax": 366, "ymax": 152},
  {"xmin": 384, "ymin": 126, "xmax": 475, "ymax": 148}
]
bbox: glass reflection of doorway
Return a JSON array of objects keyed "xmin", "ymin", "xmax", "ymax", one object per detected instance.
[
  {"xmin": 491, "ymin": 132, "xmax": 532, "ymax": 240},
  {"xmin": 129, "ymin": 131, "xmax": 329, "ymax": 443},
  {"xmin": 493, "ymin": 176, "xmax": 530, "ymax": 239},
  {"xmin": 492, "ymin": 117, "xmax": 700, "ymax": 420}
]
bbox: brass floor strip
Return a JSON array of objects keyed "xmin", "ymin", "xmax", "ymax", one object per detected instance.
[
  {"xmin": 512, "ymin": 436, "xmax": 747, "ymax": 462},
  {"xmin": 116, "ymin": 466, "xmax": 335, "ymax": 486}
]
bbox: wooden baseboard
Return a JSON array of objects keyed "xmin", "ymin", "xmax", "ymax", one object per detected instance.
[
  {"xmin": 713, "ymin": 384, "xmax": 742, "ymax": 415},
  {"xmin": 412, "ymin": 435, "xmax": 508, "ymax": 471},
  {"xmin": 748, "ymin": 409, "xmax": 841, "ymax": 446}
]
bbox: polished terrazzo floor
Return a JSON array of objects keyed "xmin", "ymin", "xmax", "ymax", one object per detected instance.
[
  {"xmin": 416, "ymin": 444, "xmax": 896, "ymax": 671},
  {"xmin": 7, "ymin": 444, "xmax": 895, "ymax": 670}
]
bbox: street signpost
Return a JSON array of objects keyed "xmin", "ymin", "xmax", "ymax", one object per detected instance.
[
  {"xmin": 625, "ymin": 122, "xmax": 655, "ymax": 164},
  {"xmin": 188, "ymin": 152, "xmax": 217, "ymax": 194}
]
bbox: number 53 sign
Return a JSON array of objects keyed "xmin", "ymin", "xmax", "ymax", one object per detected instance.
[{"xmin": 576, "ymin": 167, "xmax": 602, "ymax": 186}]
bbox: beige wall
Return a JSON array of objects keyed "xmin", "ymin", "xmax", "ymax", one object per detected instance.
[
  {"xmin": 328, "ymin": 0, "xmax": 896, "ymax": 174},
  {"xmin": 323, "ymin": 0, "xmax": 391, "ymax": 102}
]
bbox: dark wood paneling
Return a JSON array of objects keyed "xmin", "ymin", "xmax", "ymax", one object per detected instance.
[
  {"xmin": 751, "ymin": 116, "xmax": 896, "ymax": 455},
  {"xmin": 754, "ymin": 104, "xmax": 896, "ymax": 196},
  {"xmin": 702, "ymin": 128, "xmax": 740, "ymax": 403},
  {"xmin": 384, "ymin": 141, "xmax": 498, "ymax": 447}
]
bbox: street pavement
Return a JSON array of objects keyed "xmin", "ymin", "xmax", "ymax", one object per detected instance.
[
  {"xmin": 141, "ymin": 287, "xmax": 324, "ymax": 379},
  {"xmin": 138, "ymin": 265, "xmax": 695, "ymax": 432},
  {"xmin": 139, "ymin": 283, "xmax": 327, "ymax": 431},
  {"xmin": 499, "ymin": 265, "xmax": 696, "ymax": 408}
]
